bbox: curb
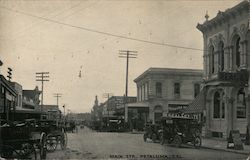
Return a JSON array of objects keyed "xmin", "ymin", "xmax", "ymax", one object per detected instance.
[{"xmin": 200, "ymin": 145, "xmax": 249, "ymax": 155}]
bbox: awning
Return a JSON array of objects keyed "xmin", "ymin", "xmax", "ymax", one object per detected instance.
[{"xmin": 184, "ymin": 88, "xmax": 206, "ymax": 114}]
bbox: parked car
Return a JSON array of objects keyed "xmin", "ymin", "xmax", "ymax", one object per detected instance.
[
  {"xmin": 143, "ymin": 122, "xmax": 161, "ymax": 143},
  {"xmin": 159, "ymin": 114, "xmax": 202, "ymax": 148}
]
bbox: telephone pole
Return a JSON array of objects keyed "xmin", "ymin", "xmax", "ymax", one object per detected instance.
[
  {"xmin": 54, "ymin": 93, "xmax": 62, "ymax": 106},
  {"xmin": 118, "ymin": 50, "xmax": 138, "ymax": 103},
  {"xmin": 36, "ymin": 72, "xmax": 49, "ymax": 112},
  {"xmin": 103, "ymin": 93, "xmax": 113, "ymax": 127}
]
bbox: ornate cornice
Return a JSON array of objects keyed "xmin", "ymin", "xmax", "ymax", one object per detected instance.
[{"xmin": 197, "ymin": 1, "xmax": 250, "ymax": 33}]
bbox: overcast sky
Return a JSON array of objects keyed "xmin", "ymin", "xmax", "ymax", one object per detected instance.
[{"xmin": 0, "ymin": 0, "xmax": 241, "ymax": 113}]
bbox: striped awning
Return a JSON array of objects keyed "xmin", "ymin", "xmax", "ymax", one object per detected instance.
[{"xmin": 184, "ymin": 88, "xmax": 206, "ymax": 114}]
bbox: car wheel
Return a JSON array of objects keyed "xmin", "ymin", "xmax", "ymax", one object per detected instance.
[
  {"xmin": 193, "ymin": 136, "xmax": 201, "ymax": 148},
  {"xmin": 172, "ymin": 135, "xmax": 182, "ymax": 147},
  {"xmin": 152, "ymin": 133, "xmax": 157, "ymax": 143}
]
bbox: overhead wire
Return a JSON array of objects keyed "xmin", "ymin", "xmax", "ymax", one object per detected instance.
[
  {"xmin": 0, "ymin": 5, "xmax": 204, "ymax": 52},
  {"xmin": 4, "ymin": 0, "xmax": 100, "ymax": 42}
]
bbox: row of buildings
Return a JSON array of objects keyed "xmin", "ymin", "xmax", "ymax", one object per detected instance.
[
  {"xmin": 0, "ymin": 62, "xmax": 61, "ymax": 122},
  {"xmin": 91, "ymin": 68, "xmax": 203, "ymax": 131},
  {"xmin": 91, "ymin": 0, "xmax": 250, "ymax": 139}
]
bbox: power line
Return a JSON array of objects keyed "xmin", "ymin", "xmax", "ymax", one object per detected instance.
[{"xmin": 0, "ymin": 5, "xmax": 204, "ymax": 52}]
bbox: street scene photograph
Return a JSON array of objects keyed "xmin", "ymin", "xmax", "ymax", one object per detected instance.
[{"xmin": 1, "ymin": 0, "xmax": 250, "ymax": 159}]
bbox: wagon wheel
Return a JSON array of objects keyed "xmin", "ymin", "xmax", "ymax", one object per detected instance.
[
  {"xmin": 40, "ymin": 132, "xmax": 47, "ymax": 160},
  {"xmin": 60, "ymin": 128, "xmax": 68, "ymax": 150},
  {"xmin": 46, "ymin": 134, "xmax": 58, "ymax": 152},
  {"xmin": 17, "ymin": 143, "xmax": 37, "ymax": 159},
  {"xmin": 152, "ymin": 133, "xmax": 157, "ymax": 143},
  {"xmin": 193, "ymin": 136, "xmax": 201, "ymax": 148},
  {"xmin": 0, "ymin": 144, "xmax": 15, "ymax": 158},
  {"xmin": 172, "ymin": 135, "xmax": 182, "ymax": 147}
]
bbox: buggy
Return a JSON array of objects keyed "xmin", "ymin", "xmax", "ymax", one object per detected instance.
[{"xmin": 0, "ymin": 119, "xmax": 47, "ymax": 159}]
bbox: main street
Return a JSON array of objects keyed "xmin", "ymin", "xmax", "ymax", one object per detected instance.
[{"xmin": 47, "ymin": 127, "xmax": 248, "ymax": 160}]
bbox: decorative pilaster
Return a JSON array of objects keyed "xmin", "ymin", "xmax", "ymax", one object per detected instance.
[
  {"xmin": 214, "ymin": 50, "xmax": 219, "ymax": 73},
  {"xmin": 228, "ymin": 46, "xmax": 233, "ymax": 72},
  {"xmin": 224, "ymin": 46, "xmax": 230, "ymax": 72}
]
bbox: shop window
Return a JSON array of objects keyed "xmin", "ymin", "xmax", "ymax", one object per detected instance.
[
  {"xmin": 237, "ymin": 88, "xmax": 246, "ymax": 118},
  {"xmin": 194, "ymin": 83, "xmax": 200, "ymax": 98},
  {"xmin": 213, "ymin": 92, "xmax": 220, "ymax": 118},
  {"xmin": 174, "ymin": 83, "xmax": 180, "ymax": 98},
  {"xmin": 156, "ymin": 82, "xmax": 162, "ymax": 97}
]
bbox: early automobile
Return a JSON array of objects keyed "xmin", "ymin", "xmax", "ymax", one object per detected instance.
[
  {"xmin": 143, "ymin": 122, "xmax": 161, "ymax": 143},
  {"xmin": 159, "ymin": 114, "xmax": 202, "ymax": 148}
]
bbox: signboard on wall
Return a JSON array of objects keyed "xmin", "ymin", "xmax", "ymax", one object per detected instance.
[{"xmin": 168, "ymin": 104, "xmax": 188, "ymax": 113}]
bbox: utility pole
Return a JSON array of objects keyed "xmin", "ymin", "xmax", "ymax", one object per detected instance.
[
  {"xmin": 36, "ymin": 72, "xmax": 49, "ymax": 112},
  {"xmin": 103, "ymin": 93, "xmax": 113, "ymax": 128},
  {"xmin": 118, "ymin": 50, "xmax": 138, "ymax": 103},
  {"xmin": 119, "ymin": 50, "xmax": 137, "ymax": 126},
  {"xmin": 7, "ymin": 67, "xmax": 13, "ymax": 81},
  {"xmin": 53, "ymin": 93, "xmax": 62, "ymax": 106}
]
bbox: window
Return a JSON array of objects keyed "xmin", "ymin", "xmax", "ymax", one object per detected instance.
[
  {"xmin": 235, "ymin": 37, "xmax": 241, "ymax": 68},
  {"xmin": 213, "ymin": 92, "xmax": 220, "ymax": 118},
  {"xmin": 213, "ymin": 91, "xmax": 225, "ymax": 119},
  {"xmin": 237, "ymin": 88, "xmax": 246, "ymax": 118},
  {"xmin": 156, "ymin": 82, "xmax": 162, "ymax": 97},
  {"xmin": 194, "ymin": 83, "xmax": 200, "ymax": 98},
  {"xmin": 209, "ymin": 46, "xmax": 215, "ymax": 74},
  {"xmin": 218, "ymin": 41, "xmax": 224, "ymax": 71},
  {"xmin": 174, "ymin": 83, "xmax": 180, "ymax": 97}
]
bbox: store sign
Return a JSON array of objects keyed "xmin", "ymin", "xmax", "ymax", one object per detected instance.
[{"xmin": 168, "ymin": 104, "xmax": 188, "ymax": 113}]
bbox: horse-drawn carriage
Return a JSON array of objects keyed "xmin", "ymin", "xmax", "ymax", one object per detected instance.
[
  {"xmin": 37, "ymin": 119, "xmax": 68, "ymax": 152},
  {"xmin": 0, "ymin": 118, "xmax": 68, "ymax": 159},
  {"xmin": 0, "ymin": 119, "xmax": 47, "ymax": 159}
]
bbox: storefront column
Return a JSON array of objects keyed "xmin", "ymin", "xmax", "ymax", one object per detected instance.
[
  {"xmin": 125, "ymin": 105, "xmax": 128, "ymax": 122},
  {"xmin": 205, "ymin": 99, "xmax": 212, "ymax": 137}
]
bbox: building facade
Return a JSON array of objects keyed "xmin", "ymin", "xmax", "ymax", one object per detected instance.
[
  {"xmin": 197, "ymin": 0, "xmax": 250, "ymax": 138},
  {"xmin": 126, "ymin": 68, "xmax": 203, "ymax": 128},
  {"xmin": 0, "ymin": 75, "xmax": 17, "ymax": 121}
]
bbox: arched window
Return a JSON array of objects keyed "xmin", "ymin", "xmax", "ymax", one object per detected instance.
[
  {"xmin": 213, "ymin": 91, "xmax": 220, "ymax": 118},
  {"xmin": 237, "ymin": 88, "xmax": 246, "ymax": 118},
  {"xmin": 209, "ymin": 46, "xmax": 215, "ymax": 74},
  {"xmin": 218, "ymin": 41, "xmax": 224, "ymax": 71},
  {"xmin": 234, "ymin": 36, "xmax": 240, "ymax": 67}
]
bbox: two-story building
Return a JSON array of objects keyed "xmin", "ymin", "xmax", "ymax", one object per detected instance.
[
  {"xmin": 125, "ymin": 68, "xmax": 203, "ymax": 130},
  {"xmin": 196, "ymin": 0, "xmax": 250, "ymax": 138}
]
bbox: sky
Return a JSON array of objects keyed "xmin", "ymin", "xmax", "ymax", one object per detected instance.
[{"xmin": 0, "ymin": 0, "xmax": 241, "ymax": 113}]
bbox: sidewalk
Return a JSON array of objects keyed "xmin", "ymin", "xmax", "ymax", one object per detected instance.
[{"xmin": 202, "ymin": 137, "xmax": 250, "ymax": 155}]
